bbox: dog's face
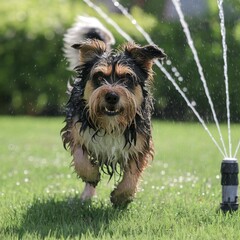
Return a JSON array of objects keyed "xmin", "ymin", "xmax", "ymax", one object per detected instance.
[{"xmin": 72, "ymin": 40, "xmax": 165, "ymax": 134}]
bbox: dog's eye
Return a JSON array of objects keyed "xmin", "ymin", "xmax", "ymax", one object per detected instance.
[
  {"xmin": 93, "ymin": 72, "xmax": 104, "ymax": 80},
  {"xmin": 92, "ymin": 72, "xmax": 106, "ymax": 87},
  {"xmin": 96, "ymin": 72, "xmax": 106, "ymax": 80},
  {"xmin": 119, "ymin": 74, "xmax": 137, "ymax": 90}
]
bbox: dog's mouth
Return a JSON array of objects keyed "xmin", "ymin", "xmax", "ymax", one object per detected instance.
[{"xmin": 103, "ymin": 106, "xmax": 123, "ymax": 116}]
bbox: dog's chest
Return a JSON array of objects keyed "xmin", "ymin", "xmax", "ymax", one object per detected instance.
[{"xmin": 81, "ymin": 128, "xmax": 135, "ymax": 164}]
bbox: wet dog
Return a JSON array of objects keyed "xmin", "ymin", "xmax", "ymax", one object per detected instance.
[{"xmin": 61, "ymin": 16, "xmax": 166, "ymax": 207}]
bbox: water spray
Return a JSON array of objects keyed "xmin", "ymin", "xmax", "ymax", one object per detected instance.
[
  {"xmin": 171, "ymin": 0, "xmax": 239, "ymax": 213},
  {"xmin": 220, "ymin": 158, "xmax": 238, "ymax": 212},
  {"xmin": 217, "ymin": 0, "xmax": 232, "ymax": 158}
]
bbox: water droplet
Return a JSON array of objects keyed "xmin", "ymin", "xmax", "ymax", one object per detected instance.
[
  {"xmin": 174, "ymin": 72, "xmax": 180, "ymax": 77},
  {"xmin": 114, "ymin": 1, "xmax": 119, "ymax": 7},
  {"xmin": 191, "ymin": 101, "xmax": 196, "ymax": 107},
  {"xmin": 166, "ymin": 60, "xmax": 172, "ymax": 65},
  {"xmin": 178, "ymin": 76, "xmax": 183, "ymax": 82},
  {"xmin": 132, "ymin": 19, "xmax": 137, "ymax": 25}
]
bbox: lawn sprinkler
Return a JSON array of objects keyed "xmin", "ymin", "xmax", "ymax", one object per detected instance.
[{"xmin": 220, "ymin": 158, "xmax": 239, "ymax": 212}]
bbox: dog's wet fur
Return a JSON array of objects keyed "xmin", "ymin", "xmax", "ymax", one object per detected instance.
[{"xmin": 61, "ymin": 17, "xmax": 166, "ymax": 207}]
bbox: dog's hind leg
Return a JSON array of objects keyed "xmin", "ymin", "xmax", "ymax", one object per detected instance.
[
  {"xmin": 72, "ymin": 146, "xmax": 100, "ymax": 201},
  {"xmin": 110, "ymin": 155, "xmax": 148, "ymax": 207}
]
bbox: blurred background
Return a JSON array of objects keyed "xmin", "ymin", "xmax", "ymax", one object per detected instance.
[{"xmin": 0, "ymin": 0, "xmax": 240, "ymax": 121}]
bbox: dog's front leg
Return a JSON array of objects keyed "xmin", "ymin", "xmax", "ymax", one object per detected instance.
[
  {"xmin": 110, "ymin": 156, "xmax": 148, "ymax": 207},
  {"xmin": 72, "ymin": 146, "xmax": 100, "ymax": 201}
]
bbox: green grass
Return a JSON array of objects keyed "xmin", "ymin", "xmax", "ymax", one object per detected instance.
[{"xmin": 0, "ymin": 117, "xmax": 240, "ymax": 239}]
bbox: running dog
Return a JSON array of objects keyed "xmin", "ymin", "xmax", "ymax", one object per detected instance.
[{"xmin": 61, "ymin": 16, "xmax": 166, "ymax": 207}]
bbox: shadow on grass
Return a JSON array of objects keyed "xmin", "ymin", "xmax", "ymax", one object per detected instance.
[{"xmin": 7, "ymin": 197, "xmax": 126, "ymax": 239}]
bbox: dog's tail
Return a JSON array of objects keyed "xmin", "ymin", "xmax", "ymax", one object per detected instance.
[{"xmin": 63, "ymin": 16, "xmax": 115, "ymax": 70}]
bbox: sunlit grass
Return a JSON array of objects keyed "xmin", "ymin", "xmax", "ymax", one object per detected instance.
[{"xmin": 0, "ymin": 117, "xmax": 240, "ymax": 239}]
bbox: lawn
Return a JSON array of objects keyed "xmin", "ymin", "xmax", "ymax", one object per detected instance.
[{"xmin": 0, "ymin": 117, "xmax": 240, "ymax": 239}]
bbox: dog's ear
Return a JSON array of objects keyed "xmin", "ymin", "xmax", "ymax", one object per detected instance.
[
  {"xmin": 72, "ymin": 39, "xmax": 107, "ymax": 65},
  {"xmin": 123, "ymin": 42, "xmax": 166, "ymax": 69}
]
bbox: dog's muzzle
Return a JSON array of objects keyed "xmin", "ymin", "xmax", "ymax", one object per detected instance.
[{"xmin": 103, "ymin": 91, "xmax": 122, "ymax": 116}]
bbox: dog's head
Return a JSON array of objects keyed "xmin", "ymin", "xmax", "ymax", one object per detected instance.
[{"xmin": 72, "ymin": 39, "xmax": 166, "ymax": 134}]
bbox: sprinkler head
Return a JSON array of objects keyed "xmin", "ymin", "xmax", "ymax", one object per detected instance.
[{"xmin": 220, "ymin": 158, "xmax": 238, "ymax": 212}]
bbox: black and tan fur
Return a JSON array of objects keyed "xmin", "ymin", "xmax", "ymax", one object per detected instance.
[{"xmin": 61, "ymin": 16, "xmax": 166, "ymax": 207}]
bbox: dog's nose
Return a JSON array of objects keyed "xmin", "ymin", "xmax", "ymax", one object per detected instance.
[{"xmin": 105, "ymin": 92, "xmax": 120, "ymax": 105}]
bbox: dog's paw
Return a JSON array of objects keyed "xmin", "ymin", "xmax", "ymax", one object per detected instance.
[{"xmin": 110, "ymin": 189, "xmax": 134, "ymax": 208}]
